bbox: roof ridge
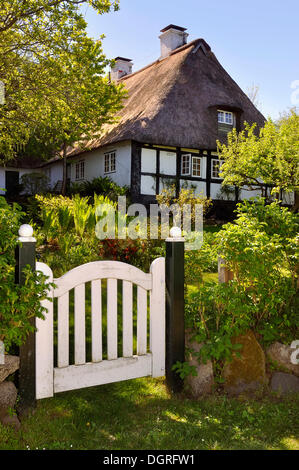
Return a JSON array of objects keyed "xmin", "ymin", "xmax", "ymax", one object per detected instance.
[{"xmin": 118, "ymin": 38, "xmax": 204, "ymax": 83}]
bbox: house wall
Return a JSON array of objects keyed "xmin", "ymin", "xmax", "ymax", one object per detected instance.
[
  {"xmin": 41, "ymin": 141, "xmax": 132, "ymax": 190},
  {"xmin": 137, "ymin": 144, "xmax": 220, "ymax": 201},
  {"xmin": 0, "ymin": 167, "xmax": 35, "ymax": 195},
  {"xmin": 42, "ymin": 161, "xmax": 63, "ymax": 190}
]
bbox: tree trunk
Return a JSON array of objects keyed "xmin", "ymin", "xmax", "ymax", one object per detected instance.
[
  {"xmin": 62, "ymin": 142, "xmax": 67, "ymax": 196},
  {"xmin": 293, "ymin": 191, "xmax": 299, "ymax": 212}
]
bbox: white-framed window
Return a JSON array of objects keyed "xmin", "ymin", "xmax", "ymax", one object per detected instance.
[
  {"xmin": 181, "ymin": 154, "xmax": 191, "ymax": 175},
  {"xmin": 75, "ymin": 160, "xmax": 85, "ymax": 180},
  {"xmin": 211, "ymin": 159, "xmax": 223, "ymax": 179},
  {"xmin": 192, "ymin": 156, "xmax": 201, "ymax": 177},
  {"xmin": 104, "ymin": 151, "xmax": 116, "ymax": 174},
  {"xmin": 218, "ymin": 110, "xmax": 235, "ymax": 125}
]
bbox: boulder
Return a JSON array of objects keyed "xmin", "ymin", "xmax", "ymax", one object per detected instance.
[
  {"xmin": 0, "ymin": 355, "xmax": 19, "ymax": 383},
  {"xmin": 266, "ymin": 342, "xmax": 299, "ymax": 377},
  {"xmin": 0, "ymin": 381, "xmax": 18, "ymax": 409},
  {"xmin": 185, "ymin": 333, "xmax": 214, "ymax": 397},
  {"xmin": 223, "ymin": 330, "xmax": 267, "ymax": 396},
  {"xmin": 270, "ymin": 372, "xmax": 299, "ymax": 395}
]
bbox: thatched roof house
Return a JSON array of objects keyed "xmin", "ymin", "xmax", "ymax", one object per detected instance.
[
  {"xmin": 66, "ymin": 30, "xmax": 265, "ymax": 157},
  {"xmin": 2, "ymin": 25, "xmax": 269, "ymax": 204}
]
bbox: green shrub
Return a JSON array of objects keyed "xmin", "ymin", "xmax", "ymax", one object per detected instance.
[
  {"xmin": 183, "ymin": 198, "xmax": 299, "ymax": 378},
  {"xmin": 68, "ymin": 176, "xmax": 129, "ymax": 202},
  {"xmin": 20, "ymin": 172, "xmax": 50, "ymax": 195},
  {"xmin": 0, "ymin": 197, "xmax": 50, "ymax": 350}
]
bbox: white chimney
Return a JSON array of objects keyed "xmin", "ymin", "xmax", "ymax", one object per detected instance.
[
  {"xmin": 159, "ymin": 25, "xmax": 188, "ymax": 59},
  {"xmin": 111, "ymin": 57, "xmax": 133, "ymax": 81}
]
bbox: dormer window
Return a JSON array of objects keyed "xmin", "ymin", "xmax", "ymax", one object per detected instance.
[
  {"xmin": 217, "ymin": 109, "xmax": 236, "ymax": 136},
  {"xmin": 218, "ymin": 110, "xmax": 234, "ymax": 125}
]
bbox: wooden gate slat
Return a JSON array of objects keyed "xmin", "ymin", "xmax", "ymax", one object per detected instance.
[
  {"xmin": 137, "ymin": 286, "xmax": 147, "ymax": 355},
  {"xmin": 74, "ymin": 284, "xmax": 85, "ymax": 365},
  {"xmin": 122, "ymin": 281, "xmax": 133, "ymax": 357},
  {"xmin": 107, "ymin": 279, "xmax": 118, "ymax": 360},
  {"xmin": 57, "ymin": 292, "xmax": 69, "ymax": 368},
  {"xmin": 91, "ymin": 280, "xmax": 102, "ymax": 362}
]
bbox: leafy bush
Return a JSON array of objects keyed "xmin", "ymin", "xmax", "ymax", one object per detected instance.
[
  {"xmin": 20, "ymin": 172, "xmax": 50, "ymax": 195},
  {"xmin": 184, "ymin": 198, "xmax": 299, "ymax": 376},
  {"xmin": 0, "ymin": 197, "xmax": 50, "ymax": 349},
  {"xmin": 68, "ymin": 176, "xmax": 129, "ymax": 202},
  {"xmin": 185, "ymin": 231, "xmax": 218, "ymax": 285}
]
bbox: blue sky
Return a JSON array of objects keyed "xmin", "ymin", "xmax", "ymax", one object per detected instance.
[{"xmin": 82, "ymin": 0, "xmax": 299, "ymax": 120}]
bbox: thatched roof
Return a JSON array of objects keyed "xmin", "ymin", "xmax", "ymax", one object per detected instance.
[{"xmin": 66, "ymin": 37, "xmax": 266, "ymax": 157}]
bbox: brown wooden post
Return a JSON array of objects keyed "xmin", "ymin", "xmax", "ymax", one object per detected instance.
[{"xmin": 218, "ymin": 256, "xmax": 234, "ymax": 283}]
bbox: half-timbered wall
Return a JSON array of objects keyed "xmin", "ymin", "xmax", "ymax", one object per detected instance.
[{"xmin": 131, "ymin": 142, "xmax": 243, "ymax": 203}]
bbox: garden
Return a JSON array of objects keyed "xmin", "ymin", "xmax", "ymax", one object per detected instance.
[{"xmin": 0, "ymin": 174, "xmax": 298, "ymax": 450}]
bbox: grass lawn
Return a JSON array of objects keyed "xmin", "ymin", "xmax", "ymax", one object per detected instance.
[{"xmin": 0, "ymin": 377, "xmax": 298, "ymax": 450}]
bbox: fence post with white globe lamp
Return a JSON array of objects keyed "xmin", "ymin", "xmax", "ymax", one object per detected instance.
[
  {"xmin": 165, "ymin": 226, "xmax": 185, "ymax": 393},
  {"xmin": 15, "ymin": 224, "xmax": 37, "ymax": 414}
]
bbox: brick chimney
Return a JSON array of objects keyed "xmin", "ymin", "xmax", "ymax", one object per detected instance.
[
  {"xmin": 159, "ymin": 25, "xmax": 188, "ymax": 59},
  {"xmin": 111, "ymin": 57, "xmax": 133, "ymax": 81}
]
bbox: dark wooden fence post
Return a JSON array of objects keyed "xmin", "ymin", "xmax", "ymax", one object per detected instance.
[
  {"xmin": 15, "ymin": 224, "xmax": 37, "ymax": 415},
  {"xmin": 165, "ymin": 227, "xmax": 185, "ymax": 393}
]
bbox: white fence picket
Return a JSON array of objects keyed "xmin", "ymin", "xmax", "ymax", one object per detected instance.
[
  {"xmin": 122, "ymin": 281, "xmax": 133, "ymax": 357},
  {"xmin": 107, "ymin": 279, "xmax": 118, "ymax": 360},
  {"xmin": 74, "ymin": 284, "xmax": 85, "ymax": 365},
  {"xmin": 91, "ymin": 280, "xmax": 102, "ymax": 362},
  {"xmin": 150, "ymin": 257, "xmax": 166, "ymax": 377},
  {"xmin": 36, "ymin": 262, "xmax": 54, "ymax": 399},
  {"xmin": 137, "ymin": 286, "xmax": 147, "ymax": 355},
  {"xmin": 57, "ymin": 292, "xmax": 69, "ymax": 368}
]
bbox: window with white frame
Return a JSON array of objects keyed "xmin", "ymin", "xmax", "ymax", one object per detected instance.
[
  {"xmin": 192, "ymin": 156, "xmax": 201, "ymax": 177},
  {"xmin": 218, "ymin": 110, "xmax": 235, "ymax": 125},
  {"xmin": 181, "ymin": 154, "xmax": 191, "ymax": 175},
  {"xmin": 104, "ymin": 151, "xmax": 116, "ymax": 174},
  {"xmin": 211, "ymin": 159, "xmax": 223, "ymax": 179},
  {"xmin": 75, "ymin": 160, "xmax": 85, "ymax": 180}
]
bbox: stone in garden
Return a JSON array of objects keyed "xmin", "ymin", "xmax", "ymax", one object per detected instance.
[
  {"xmin": 222, "ymin": 330, "xmax": 267, "ymax": 396},
  {"xmin": 0, "ymin": 381, "xmax": 18, "ymax": 409},
  {"xmin": 266, "ymin": 342, "xmax": 299, "ymax": 377},
  {"xmin": 270, "ymin": 372, "xmax": 299, "ymax": 395},
  {"xmin": 0, "ymin": 355, "xmax": 19, "ymax": 383},
  {"xmin": 0, "ymin": 407, "xmax": 21, "ymax": 431},
  {"xmin": 185, "ymin": 332, "xmax": 214, "ymax": 397}
]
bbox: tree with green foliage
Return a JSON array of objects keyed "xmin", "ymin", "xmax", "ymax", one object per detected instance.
[
  {"xmin": 0, "ymin": 0, "xmax": 122, "ymax": 177},
  {"xmin": 217, "ymin": 110, "xmax": 299, "ymax": 209}
]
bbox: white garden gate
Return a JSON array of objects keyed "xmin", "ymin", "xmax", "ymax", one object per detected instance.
[{"xmin": 35, "ymin": 258, "xmax": 165, "ymax": 399}]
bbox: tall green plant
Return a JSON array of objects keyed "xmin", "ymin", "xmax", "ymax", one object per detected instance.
[{"xmin": 0, "ymin": 197, "xmax": 50, "ymax": 349}]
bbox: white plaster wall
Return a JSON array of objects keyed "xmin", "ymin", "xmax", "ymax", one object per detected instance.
[
  {"xmin": 210, "ymin": 182, "xmax": 236, "ymax": 200},
  {"xmin": 180, "ymin": 179, "xmax": 206, "ymax": 196},
  {"xmin": 141, "ymin": 175, "xmax": 156, "ymax": 195},
  {"xmin": 42, "ymin": 161, "xmax": 63, "ymax": 189},
  {"xmin": 141, "ymin": 148, "xmax": 156, "ymax": 173},
  {"xmin": 160, "ymin": 151, "xmax": 176, "ymax": 175},
  {"xmin": 159, "ymin": 177, "xmax": 176, "ymax": 192},
  {"xmin": 281, "ymin": 191, "xmax": 295, "ymax": 205},
  {"xmin": 239, "ymin": 187, "xmax": 263, "ymax": 200},
  {"xmin": 69, "ymin": 141, "xmax": 131, "ymax": 187}
]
